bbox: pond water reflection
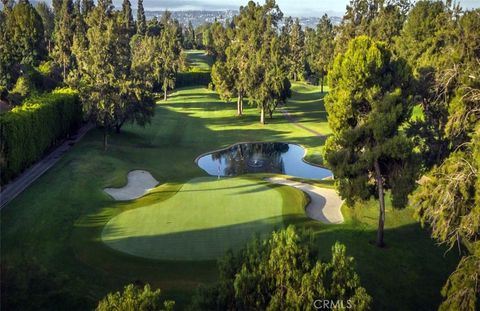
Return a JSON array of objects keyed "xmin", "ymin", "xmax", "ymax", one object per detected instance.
[{"xmin": 196, "ymin": 142, "xmax": 332, "ymax": 180}]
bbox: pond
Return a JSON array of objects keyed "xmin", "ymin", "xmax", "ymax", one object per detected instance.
[{"xmin": 196, "ymin": 142, "xmax": 333, "ymax": 180}]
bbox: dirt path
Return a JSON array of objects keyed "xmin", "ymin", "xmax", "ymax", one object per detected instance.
[
  {"xmin": 0, "ymin": 124, "xmax": 93, "ymax": 209},
  {"xmin": 266, "ymin": 177, "xmax": 344, "ymax": 224}
]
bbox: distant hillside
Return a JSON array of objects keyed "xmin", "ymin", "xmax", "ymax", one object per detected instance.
[{"xmin": 143, "ymin": 10, "xmax": 342, "ymax": 28}]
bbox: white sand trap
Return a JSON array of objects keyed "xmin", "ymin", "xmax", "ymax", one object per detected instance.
[
  {"xmin": 266, "ymin": 177, "xmax": 344, "ymax": 224},
  {"xmin": 104, "ymin": 170, "xmax": 159, "ymax": 201}
]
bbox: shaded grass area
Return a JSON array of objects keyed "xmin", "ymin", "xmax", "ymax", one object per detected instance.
[
  {"xmin": 0, "ymin": 83, "xmax": 458, "ymax": 310},
  {"xmin": 183, "ymin": 50, "xmax": 213, "ymax": 72}
]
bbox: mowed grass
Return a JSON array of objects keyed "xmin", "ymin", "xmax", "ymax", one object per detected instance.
[
  {"xmin": 183, "ymin": 50, "xmax": 213, "ymax": 72},
  {"xmin": 0, "ymin": 81, "xmax": 459, "ymax": 310},
  {"xmin": 102, "ymin": 177, "xmax": 307, "ymax": 260}
]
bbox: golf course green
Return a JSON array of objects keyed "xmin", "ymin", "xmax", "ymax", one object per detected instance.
[
  {"xmin": 102, "ymin": 177, "xmax": 307, "ymax": 260},
  {"xmin": 0, "ymin": 52, "xmax": 459, "ymax": 309}
]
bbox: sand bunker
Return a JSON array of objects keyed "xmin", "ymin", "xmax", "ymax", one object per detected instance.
[
  {"xmin": 104, "ymin": 170, "xmax": 159, "ymax": 201},
  {"xmin": 266, "ymin": 177, "xmax": 344, "ymax": 224}
]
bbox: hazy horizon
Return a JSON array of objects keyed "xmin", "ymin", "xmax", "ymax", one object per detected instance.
[{"xmin": 32, "ymin": 0, "xmax": 480, "ymax": 17}]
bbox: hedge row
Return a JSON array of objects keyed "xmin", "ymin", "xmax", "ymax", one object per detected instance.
[
  {"xmin": 0, "ymin": 88, "xmax": 82, "ymax": 185},
  {"xmin": 176, "ymin": 71, "xmax": 212, "ymax": 88}
]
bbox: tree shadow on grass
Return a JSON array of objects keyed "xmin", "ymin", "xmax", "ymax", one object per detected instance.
[{"xmin": 97, "ymin": 214, "xmax": 458, "ymax": 311}]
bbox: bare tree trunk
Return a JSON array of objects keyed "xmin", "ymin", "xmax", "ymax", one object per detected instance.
[
  {"xmin": 164, "ymin": 78, "xmax": 168, "ymax": 101},
  {"xmin": 374, "ymin": 159, "xmax": 385, "ymax": 247},
  {"xmin": 240, "ymin": 92, "xmax": 243, "ymax": 114},
  {"xmin": 237, "ymin": 90, "xmax": 244, "ymax": 115},
  {"xmin": 237, "ymin": 94, "xmax": 241, "ymax": 116},
  {"xmin": 103, "ymin": 130, "xmax": 108, "ymax": 151},
  {"xmin": 320, "ymin": 71, "xmax": 324, "ymax": 94},
  {"xmin": 63, "ymin": 56, "xmax": 67, "ymax": 81},
  {"xmin": 260, "ymin": 104, "xmax": 265, "ymax": 124}
]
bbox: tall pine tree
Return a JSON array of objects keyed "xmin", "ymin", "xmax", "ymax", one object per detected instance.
[
  {"xmin": 53, "ymin": 0, "xmax": 74, "ymax": 80},
  {"xmin": 120, "ymin": 0, "xmax": 134, "ymax": 36},
  {"xmin": 325, "ymin": 36, "xmax": 417, "ymax": 247},
  {"xmin": 136, "ymin": 0, "xmax": 146, "ymax": 36}
]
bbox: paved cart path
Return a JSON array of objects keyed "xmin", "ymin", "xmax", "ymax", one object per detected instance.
[
  {"xmin": 266, "ymin": 177, "xmax": 344, "ymax": 224},
  {"xmin": 0, "ymin": 124, "xmax": 93, "ymax": 209}
]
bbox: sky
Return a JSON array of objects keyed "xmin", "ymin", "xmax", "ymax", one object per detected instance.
[{"xmin": 127, "ymin": 0, "xmax": 480, "ymax": 16}]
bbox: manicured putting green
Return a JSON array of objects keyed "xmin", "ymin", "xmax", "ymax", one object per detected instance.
[{"xmin": 102, "ymin": 177, "xmax": 306, "ymax": 260}]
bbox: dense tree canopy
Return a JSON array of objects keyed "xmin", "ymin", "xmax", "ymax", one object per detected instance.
[
  {"xmin": 336, "ymin": 0, "xmax": 410, "ymax": 53},
  {"xmin": 410, "ymin": 11, "xmax": 480, "ymax": 307},
  {"xmin": 306, "ymin": 14, "xmax": 335, "ymax": 92},
  {"xmin": 71, "ymin": 0, "xmax": 154, "ymax": 149},
  {"xmin": 0, "ymin": 0, "xmax": 46, "ymax": 89},
  {"xmin": 325, "ymin": 36, "xmax": 416, "ymax": 247},
  {"xmin": 191, "ymin": 226, "xmax": 371, "ymax": 310},
  {"xmin": 212, "ymin": 0, "xmax": 291, "ymax": 124}
]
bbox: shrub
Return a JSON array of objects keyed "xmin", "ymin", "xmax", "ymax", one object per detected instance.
[
  {"xmin": 36, "ymin": 61, "xmax": 61, "ymax": 91},
  {"xmin": 7, "ymin": 66, "xmax": 45, "ymax": 105},
  {"xmin": 0, "ymin": 88, "xmax": 82, "ymax": 185},
  {"xmin": 96, "ymin": 284, "xmax": 174, "ymax": 311}
]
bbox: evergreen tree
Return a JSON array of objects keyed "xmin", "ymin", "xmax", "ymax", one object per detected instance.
[
  {"xmin": 52, "ymin": 0, "xmax": 62, "ymax": 21},
  {"xmin": 202, "ymin": 25, "xmax": 213, "ymax": 54},
  {"xmin": 73, "ymin": 3, "xmax": 154, "ymax": 150},
  {"xmin": 191, "ymin": 226, "xmax": 371, "ymax": 310},
  {"xmin": 70, "ymin": 0, "xmax": 87, "ymax": 69},
  {"xmin": 136, "ymin": 0, "xmax": 146, "ymax": 36},
  {"xmin": 325, "ymin": 36, "xmax": 417, "ymax": 247},
  {"xmin": 336, "ymin": 0, "xmax": 410, "ymax": 53},
  {"xmin": 400, "ymin": 1, "xmax": 461, "ymax": 170},
  {"xmin": 307, "ymin": 14, "xmax": 335, "ymax": 92},
  {"xmin": 81, "ymin": 0, "xmax": 94, "ymax": 18},
  {"xmin": 0, "ymin": 4, "xmax": 11, "ymax": 89},
  {"xmin": 4, "ymin": 0, "xmax": 46, "ymax": 66},
  {"xmin": 227, "ymin": 0, "xmax": 290, "ymax": 124},
  {"xmin": 410, "ymin": 10, "xmax": 480, "ymax": 308},
  {"xmin": 158, "ymin": 11, "xmax": 182, "ymax": 100},
  {"xmin": 288, "ymin": 18, "xmax": 305, "ymax": 81},
  {"xmin": 53, "ymin": 0, "xmax": 75, "ymax": 80},
  {"xmin": 183, "ymin": 20, "xmax": 195, "ymax": 49},
  {"xmin": 120, "ymin": 0, "xmax": 134, "ymax": 36},
  {"xmin": 368, "ymin": 0, "xmax": 409, "ymax": 45},
  {"xmin": 131, "ymin": 35, "xmax": 160, "ymax": 90},
  {"xmin": 35, "ymin": 2, "xmax": 54, "ymax": 54},
  {"xmin": 1, "ymin": 0, "xmax": 46, "ymax": 90},
  {"xmin": 209, "ymin": 20, "xmax": 228, "ymax": 61}
]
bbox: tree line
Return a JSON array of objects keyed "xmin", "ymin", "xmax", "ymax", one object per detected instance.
[
  {"xmin": 320, "ymin": 1, "xmax": 479, "ymax": 310},
  {"xmin": 0, "ymin": 0, "xmax": 183, "ymax": 149}
]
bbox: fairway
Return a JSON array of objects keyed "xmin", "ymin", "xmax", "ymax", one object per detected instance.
[{"xmin": 102, "ymin": 177, "xmax": 307, "ymax": 260}]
